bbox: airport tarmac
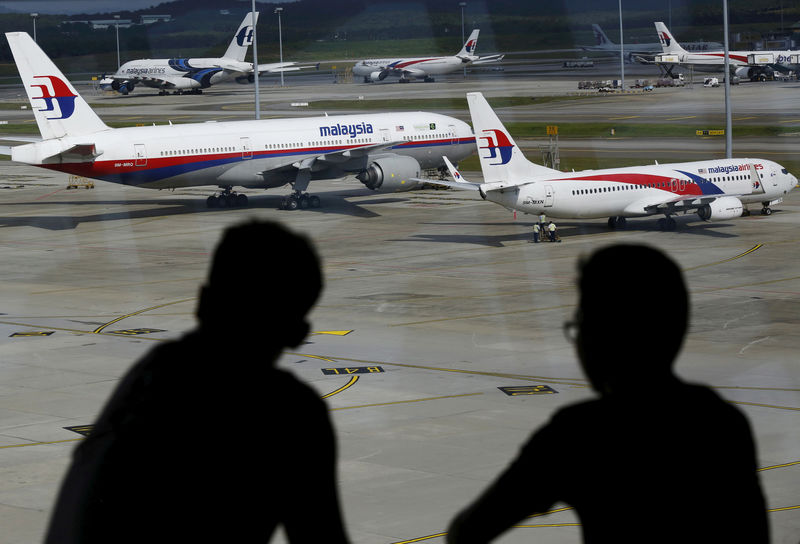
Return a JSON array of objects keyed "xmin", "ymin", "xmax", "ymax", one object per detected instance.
[{"xmin": 1, "ymin": 70, "xmax": 799, "ymax": 543}]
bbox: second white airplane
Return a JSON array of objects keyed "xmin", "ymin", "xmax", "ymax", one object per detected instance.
[
  {"xmin": 352, "ymin": 29, "xmax": 503, "ymax": 83},
  {"xmin": 654, "ymin": 21, "xmax": 799, "ymax": 81},
  {"xmin": 99, "ymin": 12, "xmax": 314, "ymax": 95},
  {"xmin": 421, "ymin": 93, "xmax": 796, "ymax": 230}
]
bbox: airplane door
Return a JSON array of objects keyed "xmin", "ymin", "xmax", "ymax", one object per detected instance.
[
  {"xmin": 240, "ymin": 137, "xmax": 252, "ymax": 159},
  {"xmin": 134, "ymin": 144, "xmax": 147, "ymax": 167},
  {"xmin": 380, "ymin": 128, "xmax": 390, "ymax": 143},
  {"xmin": 544, "ymin": 185, "xmax": 554, "ymax": 207},
  {"xmin": 448, "ymin": 124, "xmax": 457, "ymax": 144}
]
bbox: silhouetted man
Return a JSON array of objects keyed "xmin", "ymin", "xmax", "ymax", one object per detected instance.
[
  {"xmin": 45, "ymin": 221, "xmax": 350, "ymax": 544},
  {"xmin": 446, "ymin": 244, "xmax": 768, "ymax": 543}
]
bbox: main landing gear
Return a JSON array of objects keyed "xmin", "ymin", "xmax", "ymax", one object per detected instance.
[
  {"xmin": 657, "ymin": 216, "xmax": 677, "ymax": 231},
  {"xmin": 207, "ymin": 187, "xmax": 248, "ymax": 208},
  {"xmin": 607, "ymin": 216, "xmax": 627, "ymax": 229},
  {"xmin": 280, "ymin": 191, "xmax": 321, "ymax": 210}
]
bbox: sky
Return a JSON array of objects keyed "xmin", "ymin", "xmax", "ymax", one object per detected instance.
[{"xmin": 0, "ymin": 0, "xmax": 279, "ymax": 15}]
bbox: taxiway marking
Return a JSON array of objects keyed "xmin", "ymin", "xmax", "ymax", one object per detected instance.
[{"xmin": 321, "ymin": 375, "xmax": 359, "ymax": 399}]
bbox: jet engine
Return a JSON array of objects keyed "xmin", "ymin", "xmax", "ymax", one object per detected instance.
[
  {"xmin": 116, "ymin": 81, "xmax": 135, "ymax": 95},
  {"xmin": 369, "ymin": 70, "xmax": 388, "ymax": 82},
  {"xmin": 697, "ymin": 196, "xmax": 743, "ymax": 221},
  {"xmin": 356, "ymin": 156, "xmax": 421, "ymax": 192},
  {"xmin": 235, "ymin": 74, "xmax": 255, "ymax": 84}
]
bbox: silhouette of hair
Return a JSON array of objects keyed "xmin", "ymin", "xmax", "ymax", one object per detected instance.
[
  {"xmin": 196, "ymin": 221, "xmax": 323, "ymax": 343},
  {"xmin": 576, "ymin": 244, "xmax": 687, "ymax": 391}
]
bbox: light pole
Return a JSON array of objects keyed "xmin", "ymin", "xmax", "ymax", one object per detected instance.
[
  {"xmin": 618, "ymin": 0, "xmax": 625, "ymax": 90},
  {"xmin": 275, "ymin": 7, "xmax": 284, "ymax": 87},
  {"xmin": 114, "ymin": 15, "xmax": 120, "ymax": 70},
  {"xmin": 30, "ymin": 13, "xmax": 38, "ymax": 43},
  {"xmin": 459, "ymin": 2, "xmax": 466, "ymax": 78},
  {"xmin": 723, "ymin": 0, "xmax": 732, "ymax": 158},
  {"xmin": 252, "ymin": 1, "xmax": 260, "ymax": 120}
]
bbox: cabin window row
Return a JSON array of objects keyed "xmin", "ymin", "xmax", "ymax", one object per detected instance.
[{"xmin": 159, "ymin": 147, "xmax": 234, "ymax": 157}]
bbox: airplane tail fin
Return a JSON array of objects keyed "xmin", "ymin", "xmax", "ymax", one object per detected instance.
[
  {"xmin": 592, "ymin": 24, "xmax": 614, "ymax": 47},
  {"xmin": 457, "ymin": 29, "xmax": 480, "ymax": 57},
  {"xmin": 224, "ymin": 11, "xmax": 258, "ymax": 61},
  {"xmin": 5, "ymin": 32, "xmax": 108, "ymax": 140},
  {"xmin": 654, "ymin": 22, "xmax": 686, "ymax": 55},
  {"xmin": 466, "ymin": 92, "xmax": 559, "ymax": 183}
]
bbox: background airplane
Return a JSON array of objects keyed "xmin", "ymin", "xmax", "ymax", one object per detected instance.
[
  {"xmin": 582, "ymin": 23, "xmax": 722, "ymax": 63},
  {"xmin": 419, "ymin": 93, "xmax": 796, "ymax": 230},
  {"xmin": 4, "ymin": 31, "xmax": 475, "ymax": 210},
  {"xmin": 99, "ymin": 12, "xmax": 315, "ymax": 95},
  {"xmin": 654, "ymin": 21, "xmax": 799, "ymax": 81},
  {"xmin": 352, "ymin": 29, "xmax": 504, "ymax": 83}
]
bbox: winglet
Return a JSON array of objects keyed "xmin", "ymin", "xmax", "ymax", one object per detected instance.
[{"xmin": 443, "ymin": 156, "xmax": 470, "ymax": 183}]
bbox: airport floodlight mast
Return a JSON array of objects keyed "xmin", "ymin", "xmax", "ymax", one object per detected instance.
[
  {"xmin": 459, "ymin": 2, "xmax": 466, "ymax": 78},
  {"xmin": 252, "ymin": 0, "xmax": 260, "ymax": 120},
  {"xmin": 723, "ymin": 0, "xmax": 732, "ymax": 158},
  {"xmin": 114, "ymin": 15, "xmax": 120, "ymax": 70},
  {"xmin": 618, "ymin": 0, "xmax": 625, "ymax": 90},
  {"xmin": 30, "ymin": 13, "xmax": 37, "ymax": 42},
  {"xmin": 275, "ymin": 7, "xmax": 284, "ymax": 87}
]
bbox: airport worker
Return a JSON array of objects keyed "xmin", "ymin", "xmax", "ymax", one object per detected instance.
[
  {"xmin": 548, "ymin": 221, "xmax": 557, "ymax": 242},
  {"xmin": 446, "ymin": 245, "xmax": 768, "ymax": 544},
  {"xmin": 532, "ymin": 222, "xmax": 541, "ymax": 243},
  {"xmin": 45, "ymin": 221, "xmax": 351, "ymax": 544}
]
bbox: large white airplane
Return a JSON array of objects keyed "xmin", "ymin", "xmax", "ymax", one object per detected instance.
[
  {"xmin": 419, "ymin": 93, "xmax": 796, "ymax": 230},
  {"xmin": 654, "ymin": 22, "xmax": 799, "ymax": 81},
  {"xmin": 352, "ymin": 29, "xmax": 504, "ymax": 83},
  {"xmin": 583, "ymin": 23, "xmax": 722, "ymax": 61},
  {"xmin": 3, "ymin": 32, "xmax": 475, "ymax": 210},
  {"xmin": 99, "ymin": 12, "xmax": 314, "ymax": 95}
]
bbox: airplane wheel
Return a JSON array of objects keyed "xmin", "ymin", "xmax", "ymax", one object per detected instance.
[
  {"xmin": 236, "ymin": 194, "xmax": 249, "ymax": 207},
  {"xmin": 742, "ymin": 208, "xmax": 751, "ymax": 217},
  {"xmin": 299, "ymin": 194, "xmax": 310, "ymax": 209},
  {"xmin": 762, "ymin": 207, "xmax": 772, "ymax": 216},
  {"xmin": 283, "ymin": 197, "xmax": 298, "ymax": 211},
  {"xmin": 309, "ymin": 195, "xmax": 321, "ymax": 208},
  {"xmin": 206, "ymin": 195, "xmax": 218, "ymax": 208}
]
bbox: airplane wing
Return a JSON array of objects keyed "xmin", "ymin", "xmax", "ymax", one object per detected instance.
[
  {"xmin": 256, "ymin": 62, "xmax": 319, "ymax": 74},
  {"xmin": 411, "ymin": 156, "xmax": 481, "ymax": 191},
  {"xmin": 471, "ymin": 54, "xmax": 505, "ymax": 65},
  {"xmin": 254, "ymin": 140, "xmax": 406, "ymax": 177}
]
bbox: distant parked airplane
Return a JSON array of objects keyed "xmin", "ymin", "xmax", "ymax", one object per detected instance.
[
  {"xmin": 654, "ymin": 21, "xmax": 800, "ymax": 81},
  {"xmin": 99, "ymin": 12, "xmax": 314, "ymax": 95},
  {"xmin": 352, "ymin": 29, "xmax": 504, "ymax": 83},
  {"xmin": 582, "ymin": 23, "xmax": 722, "ymax": 63}
]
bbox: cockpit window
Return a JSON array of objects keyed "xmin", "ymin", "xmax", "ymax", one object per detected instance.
[{"xmin": 782, "ymin": 168, "xmax": 789, "ymax": 174}]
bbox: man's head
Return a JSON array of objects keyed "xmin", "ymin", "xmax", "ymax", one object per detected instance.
[
  {"xmin": 196, "ymin": 221, "xmax": 323, "ymax": 349},
  {"xmin": 574, "ymin": 244, "xmax": 688, "ymax": 394}
]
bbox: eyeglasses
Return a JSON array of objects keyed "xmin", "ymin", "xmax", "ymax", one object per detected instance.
[{"xmin": 563, "ymin": 320, "xmax": 579, "ymax": 343}]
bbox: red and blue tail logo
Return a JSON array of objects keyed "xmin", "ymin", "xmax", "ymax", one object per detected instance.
[
  {"xmin": 659, "ymin": 32, "xmax": 671, "ymax": 47},
  {"xmin": 464, "ymin": 39, "xmax": 477, "ymax": 54},
  {"xmin": 31, "ymin": 75, "xmax": 76, "ymax": 120},
  {"xmin": 479, "ymin": 129, "xmax": 514, "ymax": 165},
  {"xmin": 236, "ymin": 25, "xmax": 254, "ymax": 46}
]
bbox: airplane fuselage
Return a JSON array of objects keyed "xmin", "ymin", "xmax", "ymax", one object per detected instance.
[
  {"xmin": 485, "ymin": 159, "xmax": 796, "ymax": 218},
  {"xmin": 12, "ymin": 112, "xmax": 475, "ymax": 190},
  {"xmin": 101, "ymin": 57, "xmax": 252, "ymax": 91},
  {"xmin": 353, "ymin": 56, "xmax": 470, "ymax": 79}
]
